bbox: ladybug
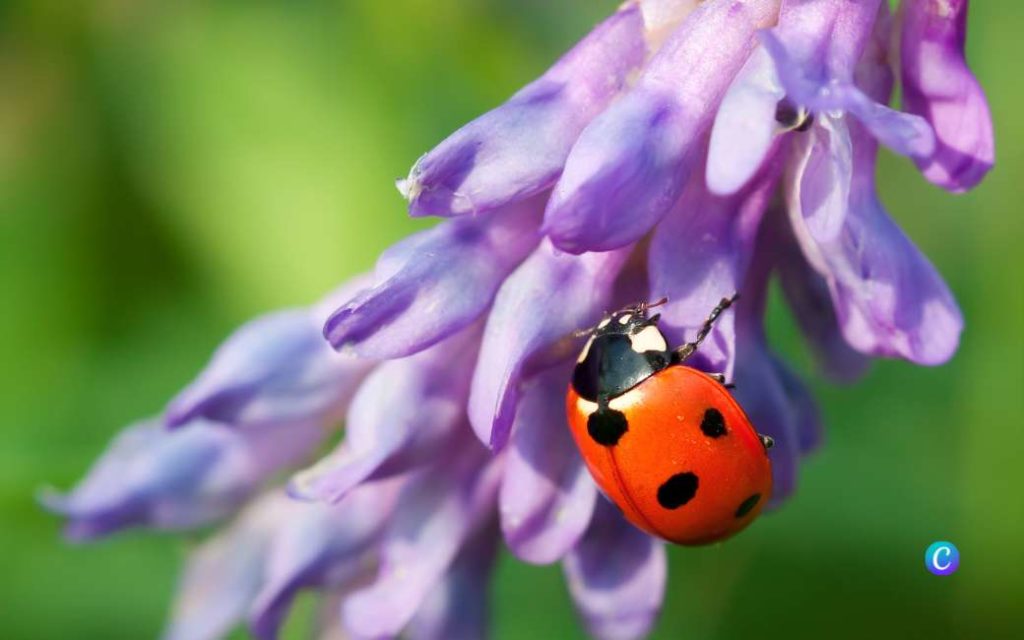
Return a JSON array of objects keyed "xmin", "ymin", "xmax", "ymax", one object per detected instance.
[{"xmin": 566, "ymin": 294, "xmax": 773, "ymax": 545}]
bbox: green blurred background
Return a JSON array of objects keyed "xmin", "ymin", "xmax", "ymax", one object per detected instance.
[{"xmin": 2, "ymin": 1, "xmax": 1021, "ymax": 638}]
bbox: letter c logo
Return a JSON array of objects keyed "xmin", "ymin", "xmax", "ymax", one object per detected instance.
[{"xmin": 925, "ymin": 541, "xmax": 959, "ymax": 576}]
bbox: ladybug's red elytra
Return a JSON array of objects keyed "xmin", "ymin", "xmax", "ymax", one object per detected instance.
[{"xmin": 566, "ymin": 294, "xmax": 773, "ymax": 546}]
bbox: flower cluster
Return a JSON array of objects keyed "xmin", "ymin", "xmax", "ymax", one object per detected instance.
[{"xmin": 45, "ymin": 1, "xmax": 992, "ymax": 638}]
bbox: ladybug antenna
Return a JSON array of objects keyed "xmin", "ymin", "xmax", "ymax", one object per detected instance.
[
  {"xmin": 571, "ymin": 312, "xmax": 610, "ymax": 339},
  {"xmin": 571, "ymin": 327, "xmax": 593, "ymax": 339},
  {"xmin": 638, "ymin": 297, "xmax": 668, "ymax": 312}
]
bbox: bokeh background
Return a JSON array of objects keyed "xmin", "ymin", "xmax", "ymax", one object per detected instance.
[{"xmin": 2, "ymin": 1, "xmax": 1022, "ymax": 638}]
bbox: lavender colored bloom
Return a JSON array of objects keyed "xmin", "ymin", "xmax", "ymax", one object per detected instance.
[
  {"xmin": 289, "ymin": 326, "xmax": 480, "ymax": 503},
  {"xmin": 500, "ymin": 366, "xmax": 598, "ymax": 564},
  {"xmin": 648, "ymin": 151, "xmax": 782, "ymax": 379},
  {"xmin": 542, "ymin": 0, "xmax": 781, "ymax": 253},
  {"xmin": 564, "ymin": 499, "xmax": 666, "ymax": 640},
  {"xmin": 784, "ymin": 12, "xmax": 964, "ymax": 365},
  {"xmin": 399, "ymin": 4, "xmax": 648, "ymax": 218},
  {"xmin": 773, "ymin": 211, "xmax": 870, "ymax": 382},
  {"xmin": 341, "ymin": 441, "xmax": 501, "ymax": 638},
  {"xmin": 166, "ymin": 276, "xmax": 375, "ymax": 429},
  {"xmin": 163, "ymin": 480, "xmax": 400, "ymax": 640},
  {"xmin": 900, "ymin": 0, "xmax": 995, "ymax": 191},
  {"xmin": 40, "ymin": 418, "xmax": 325, "ymax": 539},
  {"xmin": 324, "ymin": 195, "xmax": 542, "ymax": 359},
  {"xmin": 731, "ymin": 231, "xmax": 822, "ymax": 503},
  {"xmin": 708, "ymin": 0, "xmax": 937, "ymax": 196},
  {"xmin": 404, "ymin": 519, "xmax": 501, "ymax": 640},
  {"xmin": 48, "ymin": 1, "xmax": 992, "ymax": 638},
  {"xmin": 468, "ymin": 239, "xmax": 630, "ymax": 449}
]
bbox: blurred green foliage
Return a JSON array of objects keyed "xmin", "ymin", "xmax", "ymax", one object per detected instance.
[{"xmin": 1, "ymin": 1, "xmax": 1022, "ymax": 638}]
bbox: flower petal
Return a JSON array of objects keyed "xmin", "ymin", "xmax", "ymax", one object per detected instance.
[
  {"xmin": 759, "ymin": 0, "xmax": 873, "ymax": 100},
  {"xmin": 248, "ymin": 480, "xmax": 402, "ymax": 640},
  {"xmin": 649, "ymin": 155, "xmax": 780, "ymax": 379},
  {"xmin": 778, "ymin": 270, "xmax": 872, "ymax": 383},
  {"xmin": 789, "ymin": 114, "xmax": 853, "ymax": 245},
  {"xmin": 773, "ymin": 212, "xmax": 870, "ymax": 382},
  {"xmin": 543, "ymin": 0, "xmax": 780, "ymax": 253},
  {"xmin": 342, "ymin": 444, "xmax": 502, "ymax": 638},
  {"xmin": 468, "ymin": 240, "xmax": 630, "ymax": 450},
  {"xmin": 787, "ymin": 116, "xmax": 964, "ymax": 365},
  {"xmin": 400, "ymin": 4, "xmax": 646, "ymax": 217},
  {"xmin": 563, "ymin": 499, "xmax": 666, "ymax": 640},
  {"xmin": 406, "ymin": 519, "xmax": 501, "ymax": 640},
  {"xmin": 161, "ymin": 493, "xmax": 298, "ymax": 640},
  {"xmin": 640, "ymin": 0, "xmax": 701, "ymax": 49},
  {"xmin": 289, "ymin": 329, "xmax": 479, "ymax": 503},
  {"xmin": 727, "ymin": 237, "xmax": 817, "ymax": 504},
  {"xmin": 166, "ymin": 276, "xmax": 375, "ymax": 430},
  {"xmin": 759, "ymin": 2, "xmax": 935, "ymax": 160},
  {"xmin": 900, "ymin": 0, "xmax": 994, "ymax": 191},
  {"xmin": 733, "ymin": 343, "xmax": 802, "ymax": 504},
  {"xmin": 706, "ymin": 47, "xmax": 785, "ymax": 196},
  {"xmin": 40, "ymin": 418, "xmax": 325, "ymax": 538},
  {"xmin": 324, "ymin": 196, "xmax": 542, "ymax": 358},
  {"xmin": 841, "ymin": 88, "xmax": 937, "ymax": 159},
  {"xmin": 500, "ymin": 366, "xmax": 597, "ymax": 565},
  {"xmin": 769, "ymin": 354, "xmax": 823, "ymax": 455},
  {"xmin": 732, "ymin": 311, "xmax": 802, "ymax": 504}
]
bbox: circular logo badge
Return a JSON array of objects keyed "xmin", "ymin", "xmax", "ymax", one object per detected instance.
[{"xmin": 925, "ymin": 541, "xmax": 959, "ymax": 576}]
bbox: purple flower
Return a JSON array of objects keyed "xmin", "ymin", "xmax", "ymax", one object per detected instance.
[
  {"xmin": 707, "ymin": 0, "xmax": 941, "ymax": 196},
  {"xmin": 399, "ymin": 4, "xmax": 648, "ymax": 218},
  {"xmin": 324, "ymin": 196, "xmax": 543, "ymax": 359},
  {"xmin": 500, "ymin": 366, "xmax": 598, "ymax": 564},
  {"xmin": 166, "ymin": 276, "xmax": 375, "ymax": 429},
  {"xmin": 783, "ymin": 8, "xmax": 965, "ymax": 365},
  {"xmin": 542, "ymin": 0, "xmax": 781, "ymax": 253},
  {"xmin": 39, "ymin": 418, "xmax": 327, "ymax": 540},
  {"xmin": 47, "ymin": 1, "xmax": 991, "ymax": 638},
  {"xmin": 564, "ymin": 499, "xmax": 666, "ymax": 640},
  {"xmin": 899, "ymin": 0, "xmax": 995, "ymax": 191},
  {"xmin": 289, "ymin": 326, "xmax": 481, "ymax": 504},
  {"xmin": 468, "ymin": 239, "xmax": 631, "ymax": 449},
  {"xmin": 163, "ymin": 480, "xmax": 401, "ymax": 640}
]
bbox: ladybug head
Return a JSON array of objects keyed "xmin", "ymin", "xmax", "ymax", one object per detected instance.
[
  {"xmin": 591, "ymin": 304, "xmax": 661, "ymax": 338},
  {"xmin": 572, "ymin": 301, "xmax": 672, "ymax": 402}
]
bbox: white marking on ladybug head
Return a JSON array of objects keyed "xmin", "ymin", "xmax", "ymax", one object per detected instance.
[
  {"xmin": 608, "ymin": 388, "xmax": 641, "ymax": 412},
  {"xmin": 576, "ymin": 397, "xmax": 599, "ymax": 416},
  {"xmin": 597, "ymin": 317, "xmax": 611, "ymax": 329},
  {"xmin": 577, "ymin": 335, "xmax": 595, "ymax": 363},
  {"xmin": 630, "ymin": 325, "xmax": 668, "ymax": 353},
  {"xmin": 617, "ymin": 313, "xmax": 632, "ymax": 325}
]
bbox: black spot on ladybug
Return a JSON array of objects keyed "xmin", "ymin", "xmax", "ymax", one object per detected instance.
[
  {"xmin": 735, "ymin": 493, "xmax": 761, "ymax": 518},
  {"xmin": 587, "ymin": 407, "xmax": 628, "ymax": 446},
  {"xmin": 656, "ymin": 472, "xmax": 699, "ymax": 509},
  {"xmin": 699, "ymin": 408, "xmax": 726, "ymax": 438}
]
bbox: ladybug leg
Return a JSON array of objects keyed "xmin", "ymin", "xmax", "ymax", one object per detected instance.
[
  {"xmin": 707, "ymin": 372, "xmax": 737, "ymax": 389},
  {"xmin": 673, "ymin": 293, "xmax": 740, "ymax": 363}
]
